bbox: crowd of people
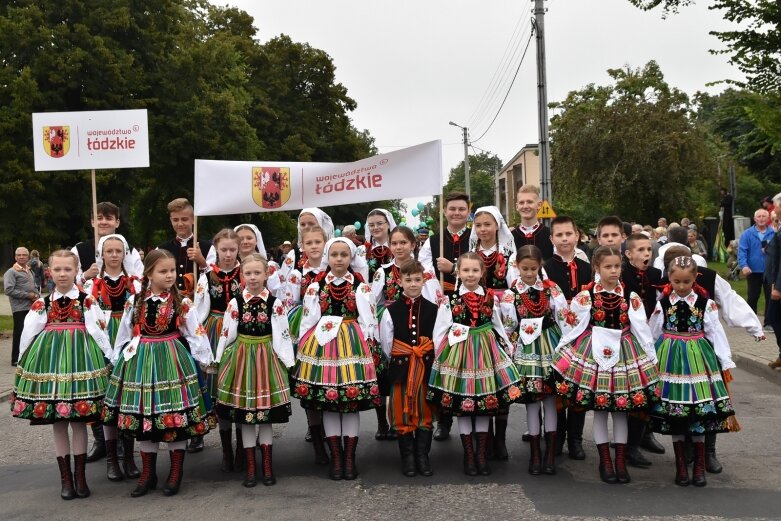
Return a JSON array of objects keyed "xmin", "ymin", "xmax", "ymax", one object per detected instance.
[{"xmin": 5, "ymin": 185, "xmax": 774, "ymax": 501}]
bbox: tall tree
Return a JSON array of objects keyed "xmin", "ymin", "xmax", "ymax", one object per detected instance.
[{"xmin": 549, "ymin": 61, "xmax": 717, "ymax": 224}]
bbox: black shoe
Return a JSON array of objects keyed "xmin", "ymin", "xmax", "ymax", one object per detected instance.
[
  {"xmin": 493, "ymin": 418, "xmax": 509, "ymax": 461},
  {"xmin": 186, "ymin": 435, "xmax": 204, "ymax": 454},
  {"xmin": 86, "ymin": 424, "xmax": 106, "ymax": 462},
  {"xmin": 627, "ymin": 444, "xmax": 652, "ymax": 468},
  {"xmin": 398, "ymin": 434, "xmax": 416, "ymax": 477},
  {"xmin": 704, "ymin": 433, "xmax": 722, "ymax": 474},
  {"xmin": 433, "ymin": 415, "xmax": 452, "ymax": 442},
  {"xmin": 305, "ymin": 426, "xmax": 313, "ymax": 443},
  {"xmin": 567, "ymin": 439, "xmax": 586, "ymax": 460},
  {"xmin": 414, "ymin": 430, "xmax": 434, "ymax": 477},
  {"xmin": 106, "ymin": 439, "xmax": 124, "ymax": 481},
  {"xmin": 122, "ymin": 436, "xmax": 140, "ymax": 479},
  {"xmin": 641, "ymin": 431, "xmax": 666, "ymax": 454},
  {"xmin": 375, "ymin": 404, "xmax": 390, "ymax": 440},
  {"xmin": 521, "ymin": 431, "xmax": 532, "ymax": 443},
  {"xmin": 567, "ymin": 409, "xmax": 586, "ymax": 460}
]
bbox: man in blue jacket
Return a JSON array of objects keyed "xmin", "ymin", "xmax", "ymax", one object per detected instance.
[
  {"xmin": 739, "ymin": 209, "xmax": 775, "ymax": 329},
  {"xmin": 765, "ymin": 198, "xmax": 781, "ymax": 368}
]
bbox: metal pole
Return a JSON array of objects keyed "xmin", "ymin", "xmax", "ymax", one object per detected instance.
[
  {"xmin": 533, "ymin": 0, "xmax": 551, "ymax": 205},
  {"xmin": 463, "ymin": 126, "xmax": 471, "ymax": 199}
]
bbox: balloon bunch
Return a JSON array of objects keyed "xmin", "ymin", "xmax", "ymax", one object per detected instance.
[{"xmin": 335, "ymin": 221, "xmax": 362, "ymax": 237}]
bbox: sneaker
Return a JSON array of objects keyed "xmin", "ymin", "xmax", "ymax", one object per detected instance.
[{"xmin": 764, "ymin": 325, "xmax": 775, "ymax": 334}]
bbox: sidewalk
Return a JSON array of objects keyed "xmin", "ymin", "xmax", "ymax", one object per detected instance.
[{"xmin": 0, "ymin": 295, "xmax": 779, "ymax": 404}]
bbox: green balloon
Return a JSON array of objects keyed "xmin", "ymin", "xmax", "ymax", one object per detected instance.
[
  {"xmin": 334, "ymin": 229, "xmax": 342, "ymax": 237},
  {"xmin": 354, "ymin": 221, "xmax": 361, "ymax": 230},
  {"xmin": 417, "ymin": 202, "xmax": 425, "ymax": 210},
  {"xmin": 411, "ymin": 208, "xmax": 419, "ymax": 217},
  {"xmin": 427, "ymin": 217, "xmax": 434, "ymax": 224}
]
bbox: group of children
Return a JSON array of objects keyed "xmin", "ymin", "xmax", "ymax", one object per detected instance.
[{"xmin": 10, "ymin": 188, "xmax": 762, "ymax": 501}]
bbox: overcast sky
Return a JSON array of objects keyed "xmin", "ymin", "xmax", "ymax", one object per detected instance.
[{"xmin": 216, "ymin": 0, "xmax": 741, "ymax": 225}]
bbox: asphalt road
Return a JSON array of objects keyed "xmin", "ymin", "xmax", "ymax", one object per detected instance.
[{"xmin": 0, "ymin": 366, "xmax": 779, "ymax": 521}]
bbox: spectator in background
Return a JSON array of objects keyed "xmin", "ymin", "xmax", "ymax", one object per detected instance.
[
  {"xmin": 721, "ymin": 187, "xmax": 735, "ymax": 243},
  {"xmin": 658, "ymin": 217, "xmax": 667, "ymax": 228},
  {"xmin": 739, "ymin": 209, "xmax": 775, "ymax": 329},
  {"xmin": 341, "ymin": 225, "xmax": 363, "ymax": 247},
  {"xmin": 680, "ymin": 217, "xmax": 691, "ymax": 229},
  {"xmin": 687, "ymin": 228, "xmax": 708, "ymax": 257},
  {"xmin": 416, "ymin": 226, "xmax": 429, "ymax": 248},
  {"xmin": 3, "ymin": 247, "xmax": 39, "ymax": 365},
  {"xmin": 277, "ymin": 240, "xmax": 293, "ymax": 264},
  {"xmin": 28, "ymin": 250, "xmax": 43, "ymax": 293},
  {"xmin": 654, "ymin": 226, "xmax": 668, "ymax": 245},
  {"xmin": 764, "ymin": 193, "xmax": 781, "ymax": 368}
]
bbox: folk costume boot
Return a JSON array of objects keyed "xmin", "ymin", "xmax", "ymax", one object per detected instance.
[
  {"xmin": 343, "ymin": 436, "xmax": 359, "ymax": 480},
  {"xmin": 86, "ymin": 423, "xmax": 106, "ymax": 462},
  {"xmin": 434, "ymin": 413, "xmax": 452, "ymax": 441},
  {"xmin": 614, "ymin": 443, "xmax": 631, "ymax": 484},
  {"xmin": 260, "ymin": 444, "xmax": 276, "ymax": 486},
  {"xmin": 567, "ymin": 409, "xmax": 586, "ymax": 460},
  {"xmin": 131, "ymin": 451, "xmax": 158, "ymax": 497},
  {"xmin": 234, "ymin": 428, "xmax": 246, "ymax": 472},
  {"xmin": 375, "ymin": 404, "xmax": 391, "ymax": 440},
  {"xmin": 705, "ymin": 433, "xmax": 722, "ymax": 474},
  {"xmin": 692, "ymin": 441, "xmax": 707, "ymax": 487},
  {"xmin": 162, "ymin": 449, "xmax": 185, "ymax": 496},
  {"xmin": 56, "ymin": 455, "xmax": 76, "ymax": 500},
  {"xmin": 528, "ymin": 435, "xmax": 542, "ymax": 475},
  {"xmin": 326, "ymin": 436, "xmax": 343, "ymax": 480},
  {"xmin": 486, "ymin": 418, "xmax": 495, "ymax": 460},
  {"xmin": 597, "ymin": 443, "xmax": 617, "ymax": 484},
  {"xmin": 555, "ymin": 408, "xmax": 567, "ymax": 456},
  {"xmin": 641, "ymin": 429, "xmax": 666, "ymax": 454},
  {"xmin": 414, "ymin": 429, "xmax": 434, "ymax": 477},
  {"xmin": 122, "ymin": 435, "xmax": 140, "ymax": 479},
  {"xmin": 219, "ymin": 429, "xmax": 234, "ymax": 472},
  {"xmin": 187, "ymin": 435, "xmax": 204, "ymax": 454},
  {"xmin": 627, "ymin": 417, "xmax": 652, "ymax": 468},
  {"xmin": 310, "ymin": 425, "xmax": 330, "ymax": 465},
  {"xmin": 460, "ymin": 434, "xmax": 478, "ymax": 476},
  {"xmin": 243, "ymin": 447, "xmax": 257, "ymax": 487},
  {"xmin": 672, "ymin": 440, "xmax": 690, "ymax": 486},
  {"xmin": 73, "ymin": 454, "xmax": 90, "ymax": 498},
  {"xmin": 493, "ymin": 417, "xmax": 509, "ymax": 461},
  {"xmin": 105, "ymin": 439, "xmax": 124, "ymax": 481},
  {"xmin": 543, "ymin": 432, "xmax": 557, "ymax": 475},
  {"xmin": 475, "ymin": 432, "xmax": 491, "ymax": 476},
  {"xmin": 398, "ymin": 433, "xmax": 417, "ymax": 477}
]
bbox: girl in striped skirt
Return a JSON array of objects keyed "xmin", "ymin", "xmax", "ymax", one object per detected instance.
[
  {"xmin": 649, "ymin": 256, "xmax": 736, "ymax": 487},
  {"xmin": 291, "ymin": 237, "xmax": 379, "ymax": 481},
  {"xmin": 214, "ymin": 253, "xmax": 294, "ymax": 487},
  {"xmin": 427, "ymin": 252, "xmax": 522, "ymax": 476},
  {"xmin": 11, "ymin": 250, "xmax": 113, "ymax": 500},
  {"xmin": 86, "ymin": 234, "xmax": 142, "ymax": 482},
  {"xmin": 194, "ymin": 229, "xmax": 245, "ymax": 473},
  {"xmin": 102, "ymin": 249, "xmax": 214, "ymax": 497}
]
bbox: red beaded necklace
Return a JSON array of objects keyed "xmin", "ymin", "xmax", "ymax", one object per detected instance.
[
  {"xmin": 50, "ymin": 298, "xmax": 77, "ymax": 321},
  {"xmin": 140, "ymin": 295, "xmax": 174, "ymax": 335},
  {"xmin": 327, "ymin": 280, "xmax": 352, "ymax": 301},
  {"xmin": 519, "ymin": 288, "xmax": 548, "ymax": 316},
  {"xmin": 594, "ymin": 291, "xmax": 624, "ymax": 311}
]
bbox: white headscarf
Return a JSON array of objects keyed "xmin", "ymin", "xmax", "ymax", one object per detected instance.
[
  {"xmin": 323, "ymin": 237, "xmax": 368, "ymax": 278},
  {"xmin": 96, "ymin": 234, "xmax": 135, "ymax": 275},
  {"xmin": 297, "ymin": 208, "xmax": 334, "ymax": 247},
  {"xmin": 469, "ymin": 205, "xmax": 516, "ymax": 255},
  {"xmin": 234, "ymin": 223, "xmax": 267, "ymax": 259},
  {"xmin": 365, "ymin": 208, "xmax": 397, "ymax": 246}
]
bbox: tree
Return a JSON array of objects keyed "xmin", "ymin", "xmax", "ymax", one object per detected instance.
[
  {"xmin": 430, "ymin": 151, "xmax": 502, "ymax": 228},
  {"xmin": 549, "ymin": 61, "xmax": 718, "ymax": 225},
  {"xmin": 628, "ymin": 0, "xmax": 781, "ymax": 93}
]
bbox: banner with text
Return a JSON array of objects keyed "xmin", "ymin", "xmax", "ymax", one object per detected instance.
[
  {"xmin": 194, "ymin": 140, "xmax": 442, "ymax": 216},
  {"xmin": 32, "ymin": 109, "xmax": 150, "ymax": 171}
]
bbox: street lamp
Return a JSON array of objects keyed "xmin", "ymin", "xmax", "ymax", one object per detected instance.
[{"xmin": 449, "ymin": 121, "xmax": 470, "ymax": 199}]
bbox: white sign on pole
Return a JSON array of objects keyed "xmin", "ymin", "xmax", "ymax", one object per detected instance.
[
  {"xmin": 32, "ymin": 109, "xmax": 150, "ymax": 171},
  {"xmin": 194, "ymin": 140, "xmax": 442, "ymax": 216}
]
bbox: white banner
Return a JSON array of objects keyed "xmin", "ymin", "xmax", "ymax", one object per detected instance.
[
  {"xmin": 32, "ymin": 109, "xmax": 150, "ymax": 171},
  {"xmin": 194, "ymin": 140, "xmax": 442, "ymax": 216}
]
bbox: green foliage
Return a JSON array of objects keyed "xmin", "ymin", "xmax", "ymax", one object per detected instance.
[
  {"xmin": 0, "ymin": 1, "xmax": 378, "ymax": 254},
  {"xmin": 429, "ymin": 152, "xmax": 502, "ymax": 229},
  {"xmin": 549, "ymin": 61, "xmax": 717, "ymax": 225}
]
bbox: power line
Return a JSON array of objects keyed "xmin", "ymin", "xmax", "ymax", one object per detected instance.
[{"xmin": 471, "ymin": 27, "xmax": 535, "ymax": 144}]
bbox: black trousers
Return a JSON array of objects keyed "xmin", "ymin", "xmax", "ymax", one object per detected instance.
[
  {"xmin": 12, "ymin": 310, "xmax": 26, "ymax": 365},
  {"xmin": 746, "ymin": 272, "xmax": 771, "ymax": 323},
  {"xmin": 767, "ymin": 298, "xmax": 781, "ymax": 356}
]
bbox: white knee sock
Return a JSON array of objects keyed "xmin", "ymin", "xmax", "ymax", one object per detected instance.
[
  {"xmin": 70, "ymin": 422, "xmax": 88, "ymax": 455},
  {"xmin": 593, "ymin": 411, "xmax": 609, "ymax": 445},
  {"xmin": 323, "ymin": 411, "xmax": 342, "ymax": 437},
  {"xmin": 103, "ymin": 425, "xmax": 118, "ymax": 441},
  {"xmin": 526, "ymin": 402, "xmax": 542, "ymax": 436},
  {"xmin": 168, "ymin": 441, "xmax": 186, "ymax": 451},
  {"xmin": 341, "ymin": 413, "xmax": 360, "ymax": 437},
  {"xmin": 457, "ymin": 416, "xmax": 473, "ymax": 435},
  {"xmin": 53, "ymin": 422, "xmax": 70, "ymax": 458},
  {"xmin": 542, "ymin": 396, "xmax": 558, "ymax": 433},
  {"xmin": 139, "ymin": 441, "xmax": 159, "ymax": 453},
  {"xmin": 257, "ymin": 424, "xmax": 273, "ymax": 445},
  {"xmin": 474, "ymin": 416, "xmax": 489, "ymax": 433},
  {"xmin": 612, "ymin": 412, "xmax": 628, "ymax": 444}
]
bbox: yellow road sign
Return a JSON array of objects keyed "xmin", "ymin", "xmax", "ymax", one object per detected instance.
[{"xmin": 537, "ymin": 200, "xmax": 556, "ymax": 219}]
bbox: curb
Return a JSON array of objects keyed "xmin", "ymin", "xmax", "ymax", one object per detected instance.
[{"xmin": 734, "ymin": 353, "xmax": 781, "ymax": 386}]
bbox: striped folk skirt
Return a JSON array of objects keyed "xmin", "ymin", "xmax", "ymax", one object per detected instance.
[
  {"xmin": 12, "ymin": 323, "xmax": 109, "ymax": 424},
  {"xmin": 552, "ymin": 326, "xmax": 660, "ymax": 412},
  {"xmin": 427, "ymin": 323, "xmax": 522, "ymax": 416},
  {"xmin": 102, "ymin": 333, "xmax": 214, "ymax": 442},
  {"xmin": 203, "ymin": 310, "xmax": 224, "ymax": 399},
  {"xmin": 291, "ymin": 319, "xmax": 380, "ymax": 413},
  {"xmin": 105, "ymin": 310, "xmax": 124, "ymax": 347},
  {"xmin": 216, "ymin": 334, "xmax": 292, "ymax": 424},
  {"xmin": 650, "ymin": 332, "xmax": 735, "ymax": 435},
  {"xmin": 513, "ymin": 324, "xmax": 561, "ymax": 403}
]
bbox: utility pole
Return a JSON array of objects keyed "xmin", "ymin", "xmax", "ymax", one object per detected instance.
[
  {"xmin": 449, "ymin": 121, "xmax": 471, "ymax": 199},
  {"xmin": 533, "ymin": 0, "xmax": 551, "ymax": 206}
]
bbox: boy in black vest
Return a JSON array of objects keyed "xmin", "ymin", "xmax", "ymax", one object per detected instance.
[{"xmin": 157, "ymin": 198, "xmax": 211, "ymax": 298}]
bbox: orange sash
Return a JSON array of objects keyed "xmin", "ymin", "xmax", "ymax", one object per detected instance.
[{"xmin": 391, "ymin": 337, "xmax": 434, "ymax": 423}]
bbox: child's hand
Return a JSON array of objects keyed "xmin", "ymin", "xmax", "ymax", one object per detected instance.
[
  {"xmin": 83, "ymin": 263, "xmax": 99, "ymax": 281},
  {"xmin": 187, "ymin": 247, "xmax": 206, "ymax": 268}
]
